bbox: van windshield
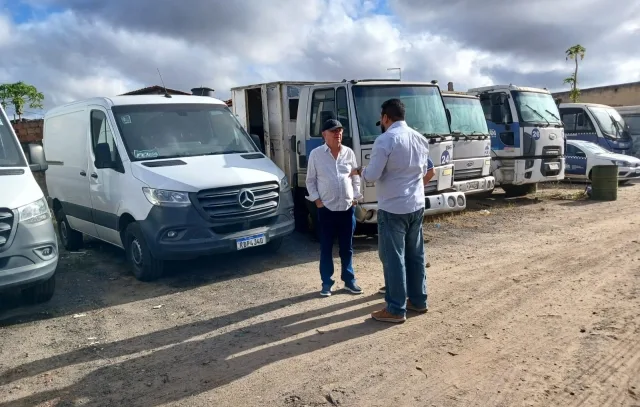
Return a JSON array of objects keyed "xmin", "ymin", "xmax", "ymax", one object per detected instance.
[
  {"xmin": 443, "ymin": 96, "xmax": 489, "ymax": 135},
  {"xmin": 352, "ymin": 85, "xmax": 450, "ymax": 144},
  {"xmin": 0, "ymin": 111, "xmax": 27, "ymax": 167},
  {"xmin": 112, "ymin": 104, "xmax": 258, "ymax": 161},
  {"xmin": 588, "ymin": 106, "xmax": 631, "ymax": 140}
]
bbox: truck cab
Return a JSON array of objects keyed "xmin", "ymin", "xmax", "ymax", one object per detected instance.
[
  {"xmin": 441, "ymin": 91, "xmax": 495, "ymax": 196},
  {"xmin": 294, "ymin": 80, "xmax": 466, "ymax": 226},
  {"xmin": 468, "ymin": 85, "xmax": 565, "ymax": 197},
  {"xmin": 559, "ymin": 103, "xmax": 633, "ymax": 155}
]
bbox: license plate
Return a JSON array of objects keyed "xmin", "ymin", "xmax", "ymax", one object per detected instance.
[
  {"xmin": 468, "ymin": 181, "xmax": 479, "ymax": 190},
  {"xmin": 236, "ymin": 234, "xmax": 266, "ymax": 250},
  {"xmin": 548, "ymin": 163, "xmax": 560, "ymax": 170}
]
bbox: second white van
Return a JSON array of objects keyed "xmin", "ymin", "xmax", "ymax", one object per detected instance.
[{"xmin": 44, "ymin": 95, "xmax": 295, "ymax": 281}]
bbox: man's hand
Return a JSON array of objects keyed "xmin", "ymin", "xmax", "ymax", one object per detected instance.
[
  {"xmin": 315, "ymin": 199, "xmax": 324, "ymax": 208},
  {"xmin": 350, "ymin": 166, "xmax": 362, "ymax": 177}
]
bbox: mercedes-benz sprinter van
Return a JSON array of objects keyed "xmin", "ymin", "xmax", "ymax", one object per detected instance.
[
  {"xmin": 0, "ymin": 106, "xmax": 58, "ymax": 303},
  {"xmin": 43, "ymin": 95, "xmax": 295, "ymax": 282}
]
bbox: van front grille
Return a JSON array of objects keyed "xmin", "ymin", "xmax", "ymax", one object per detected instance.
[
  {"xmin": 0, "ymin": 209, "xmax": 14, "ymax": 248},
  {"xmin": 194, "ymin": 182, "xmax": 280, "ymax": 223}
]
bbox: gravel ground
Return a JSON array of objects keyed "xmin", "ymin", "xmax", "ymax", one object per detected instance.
[{"xmin": 0, "ymin": 183, "xmax": 639, "ymax": 407}]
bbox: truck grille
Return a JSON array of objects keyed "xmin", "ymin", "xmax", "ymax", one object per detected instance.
[
  {"xmin": 0, "ymin": 209, "xmax": 14, "ymax": 248},
  {"xmin": 454, "ymin": 168, "xmax": 483, "ymax": 181},
  {"xmin": 194, "ymin": 182, "xmax": 280, "ymax": 223},
  {"xmin": 543, "ymin": 146, "xmax": 562, "ymax": 157}
]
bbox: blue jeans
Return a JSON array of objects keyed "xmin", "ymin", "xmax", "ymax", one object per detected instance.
[
  {"xmin": 377, "ymin": 208, "xmax": 427, "ymax": 316},
  {"xmin": 317, "ymin": 206, "xmax": 356, "ymax": 288}
]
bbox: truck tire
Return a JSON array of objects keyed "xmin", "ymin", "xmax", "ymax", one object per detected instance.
[
  {"xmin": 56, "ymin": 208, "xmax": 84, "ymax": 251},
  {"xmin": 22, "ymin": 274, "xmax": 56, "ymax": 304},
  {"xmin": 502, "ymin": 183, "xmax": 537, "ymax": 198},
  {"xmin": 125, "ymin": 223, "xmax": 164, "ymax": 282}
]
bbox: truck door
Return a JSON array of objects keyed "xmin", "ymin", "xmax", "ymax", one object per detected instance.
[
  {"xmin": 480, "ymin": 92, "xmax": 517, "ymax": 153},
  {"xmin": 560, "ymin": 107, "xmax": 598, "ymax": 145}
]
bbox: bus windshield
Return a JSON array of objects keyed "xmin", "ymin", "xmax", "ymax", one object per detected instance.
[
  {"xmin": 352, "ymin": 85, "xmax": 450, "ymax": 144},
  {"xmin": 0, "ymin": 111, "xmax": 27, "ymax": 167},
  {"xmin": 112, "ymin": 103, "xmax": 258, "ymax": 161},
  {"xmin": 588, "ymin": 106, "xmax": 631, "ymax": 140},
  {"xmin": 511, "ymin": 91, "xmax": 562, "ymax": 126},
  {"xmin": 443, "ymin": 96, "xmax": 489, "ymax": 135}
]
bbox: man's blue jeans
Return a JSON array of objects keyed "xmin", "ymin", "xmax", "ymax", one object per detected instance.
[
  {"xmin": 377, "ymin": 208, "xmax": 427, "ymax": 316},
  {"xmin": 318, "ymin": 205, "xmax": 356, "ymax": 288}
]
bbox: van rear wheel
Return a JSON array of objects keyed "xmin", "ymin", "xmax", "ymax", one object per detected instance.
[
  {"xmin": 56, "ymin": 209, "xmax": 83, "ymax": 251},
  {"xmin": 125, "ymin": 223, "xmax": 164, "ymax": 282},
  {"xmin": 22, "ymin": 274, "xmax": 56, "ymax": 304}
]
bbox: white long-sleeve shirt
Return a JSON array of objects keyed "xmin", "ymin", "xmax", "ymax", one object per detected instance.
[{"xmin": 305, "ymin": 144, "xmax": 363, "ymax": 212}]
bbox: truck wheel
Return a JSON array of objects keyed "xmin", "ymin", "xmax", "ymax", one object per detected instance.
[
  {"xmin": 56, "ymin": 209, "xmax": 83, "ymax": 251},
  {"xmin": 125, "ymin": 223, "xmax": 164, "ymax": 282},
  {"xmin": 22, "ymin": 274, "xmax": 56, "ymax": 304},
  {"xmin": 502, "ymin": 183, "xmax": 537, "ymax": 198}
]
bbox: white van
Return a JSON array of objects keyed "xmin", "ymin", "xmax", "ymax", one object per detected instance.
[
  {"xmin": 0, "ymin": 106, "xmax": 58, "ymax": 303},
  {"xmin": 43, "ymin": 95, "xmax": 294, "ymax": 281}
]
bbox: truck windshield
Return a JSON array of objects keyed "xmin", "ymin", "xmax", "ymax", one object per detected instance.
[
  {"xmin": 352, "ymin": 85, "xmax": 450, "ymax": 144},
  {"xmin": 112, "ymin": 103, "xmax": 258, "ymax": 161},
  {"xmin": 0, "ymin": 112, "xmax": 26, "ymax": 167},
  {"xmin": 443, "ymin": 96, "xmax": 489, "ymax": 135},
  {"xmin": 511, "ymin": 91, "xmax": 562, "ymax": 126},
  {"xmin": 588, "ymin": 106, "xmax": 631, "ymax": 140}
]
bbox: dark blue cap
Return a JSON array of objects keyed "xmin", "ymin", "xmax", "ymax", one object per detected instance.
[{"xmin": 322, "ymin": 119, "xmax": 343, "ymax": 132}]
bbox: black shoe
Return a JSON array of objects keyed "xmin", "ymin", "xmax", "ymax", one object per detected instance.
[
  {"xmin": 344, "ymin": 282, "xmax": 363, "ymax": 295},
  {"xmin": 378, "ymin": 286, "xmax": 386, "ymax": 295}
]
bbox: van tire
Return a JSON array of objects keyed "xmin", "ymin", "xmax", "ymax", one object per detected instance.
[
  {"xmin": 22, "ymin": 274, "xmax": 56, "ymax": 304},
  {"xmin": 125, "ymin": 223, "xmax": 164, "ymax": 282},
  {"xmin": 56, "ymin": 209, "xmax": 83, "ymax": 251}
]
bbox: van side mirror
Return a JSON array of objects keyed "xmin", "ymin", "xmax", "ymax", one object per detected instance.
[
  {"xmin": 28, "ymin": 143, "xmax": 48, "ymax": 172},
  {"xmin": 94, "ymin": 143, "xmax": 115, "ymax": 169},
  {"xmin": 250, "ymin": 134, "xmax": 264, "ymax": 153}
]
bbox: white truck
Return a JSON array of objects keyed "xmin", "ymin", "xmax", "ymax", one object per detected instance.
[
  {"xmin": 230, "ymin": 80, "xmax": 466, "ymax": 233},
  {"xmin": 441, "ymin": 90, "xmax": 495, "ymax": 196},
  {"xmin": 467, "ymin": 85, "xmax": 565, "ymax": 197}
]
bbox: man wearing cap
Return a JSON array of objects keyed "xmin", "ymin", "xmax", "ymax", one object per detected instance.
[
  {"xmin": 306, "ymin": 119, "xmax": 364, "ymax": 297},
  {"xmin": 352, "ymin": 98, "xmax": 435, "ymax": 323}
]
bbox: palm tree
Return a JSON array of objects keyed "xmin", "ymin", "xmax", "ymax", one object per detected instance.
[{"xmin": 564, "ymin": 44, "xmax": 586, "ymax": 102}]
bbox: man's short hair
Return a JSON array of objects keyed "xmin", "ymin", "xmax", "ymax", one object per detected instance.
[{"xmin": 381, "ymin": 98, "xmax": 406, "ymax": 122}]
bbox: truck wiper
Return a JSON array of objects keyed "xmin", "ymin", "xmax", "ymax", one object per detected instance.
[
  {"xmin": 524, "ymin": 104, "xmax": 550, "ymax": 126},
  {"xmin": 422, "ymin": 133, "xmax": 443, "ymax": 139},
  {"xmin": 545, "ymin": 109, "xmax": 560, "ymax": 121}
]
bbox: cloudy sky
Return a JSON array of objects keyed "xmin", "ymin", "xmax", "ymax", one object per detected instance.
[{"xmin": 0, "ymin": 0, "xmax": 638, "ymax": 118}]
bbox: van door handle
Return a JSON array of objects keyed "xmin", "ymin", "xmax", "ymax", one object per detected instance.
[
  {"xmin": 296, "ymin": 140, "xmax": 301, "ymax": 155},
  {"xmin": 91, "ymin": 173, "xmax": 98, "ymax": 179},
  {"xmin": 80, "ymin": 171, "xmax": 86, "ymax": 177}
]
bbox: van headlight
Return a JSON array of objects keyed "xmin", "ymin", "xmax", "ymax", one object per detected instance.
[
  {"xmin": 280, "ymin": 176, "xmax": 290, "ymax": 192},
  {"xmin": 611, "ymin": 160, "xmax": 629, "ymax": 167},
  {"xmin": 18, "ymin": 197, "xmax": 50, "ymax": 224},
  {"xmin": 142, "ymin": 188, "xmax": 191, "ymax": 207}
]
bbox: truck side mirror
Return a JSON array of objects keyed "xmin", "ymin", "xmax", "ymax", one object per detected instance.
[
  {"xmin": 445, "ymin": 108, "xmax": 452, "ymax": 126},
  {"xmin": 28, "ymin": 143, "xmax": 48, "ymax": 172},
  {"xmin": 250, "ymin": 134, "xmax": 264, "ymax": 153},
  {"xmin": 94, "ymin": 143, "xmax": 115, "ymax": 169}
]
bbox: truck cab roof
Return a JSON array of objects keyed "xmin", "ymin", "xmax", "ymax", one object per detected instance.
[
  {"xmin": 468, "ymin": 85, "xmax": 551, "ymax": 94},
  {"xmin": 45, "ymin": 95, "xmax": 227, "ymax": 117},
  {"xmin": 559, "ymin": 102, "xmax": 613, "ymax": 109},
  {"xmin": 441, "ymin": 91, "xmax": 478, "ymax": 99}
]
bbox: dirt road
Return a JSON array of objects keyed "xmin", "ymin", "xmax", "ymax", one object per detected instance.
[{"xmin": 1, "ymin": 185, "xmax": 639, "ymax": 407}]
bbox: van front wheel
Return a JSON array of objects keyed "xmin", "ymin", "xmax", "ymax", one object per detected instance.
[
  {"xmin": 56, "ymin": 209, "xmax": 83, "ymax": 251},
  {"xmin": 125, "ymin": 223, "xmax": 164, "ymax": 282},
  {"xmin": 22, "ymin": 274, "xmax": 56, "ymax": 304}
]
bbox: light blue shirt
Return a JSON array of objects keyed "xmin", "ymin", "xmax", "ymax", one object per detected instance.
[{"xmin": 361, "ymin": 121, "xmax": 434, "ymax": 215}]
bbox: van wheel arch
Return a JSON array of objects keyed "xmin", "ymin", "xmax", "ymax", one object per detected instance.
[{"xmin": 118, "ymin": 213, "xmax": 136, "ymax": 245}]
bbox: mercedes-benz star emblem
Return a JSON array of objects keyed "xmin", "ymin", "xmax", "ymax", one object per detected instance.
[{"xmin": 238, "ymin": 189, "xmax": 256, "ymax": 209}]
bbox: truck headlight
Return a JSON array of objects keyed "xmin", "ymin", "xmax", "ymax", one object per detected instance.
[
  {"xmin": 142, "ymin": 188, "xmax": 191, "ymax": 207},
  {"xmin": 18, "ymin": 197, "xmax": 50, "ymax": 224},
  {"xmin": 611, "ymin": 160, "xmax": 629, "ymax": 167},
  {"xmin": 280, "ymin": 176, "xmax": 290, "ymax": 192}
]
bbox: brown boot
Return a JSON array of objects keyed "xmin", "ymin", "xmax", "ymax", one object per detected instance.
[{"xmin": 371, "ymin": 308, "xmax": 406, "ymax": 323}]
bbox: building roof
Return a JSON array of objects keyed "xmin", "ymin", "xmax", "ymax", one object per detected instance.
[{"xmin": 120, "ymin": 85, "xmax": 192, "ymax": 96}]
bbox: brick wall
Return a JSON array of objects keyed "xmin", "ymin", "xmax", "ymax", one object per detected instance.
[{"xmin": 12, "ymin": 119, "xmax": 43, "ymax": 143}]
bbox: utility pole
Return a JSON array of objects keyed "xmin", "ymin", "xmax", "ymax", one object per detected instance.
[{"xmin": 387, "ymin": 67, "xmax": 401, "ymax": 81}]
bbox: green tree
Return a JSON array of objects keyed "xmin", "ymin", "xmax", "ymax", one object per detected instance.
[
  {"xmin": 0, "ymin": 81, "xmax": 45, "ymax": 119},
  {"xmin": 563, "ymin": 44, "xmax": 586, "ymax": 102}
]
